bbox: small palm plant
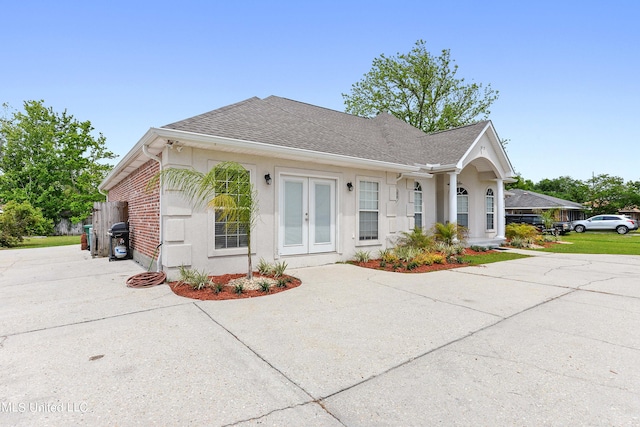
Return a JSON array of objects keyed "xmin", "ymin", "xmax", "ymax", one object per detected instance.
[
  {"xmin": 148, "ymin": 161, "xmax": 259, "ymax": 279},
  {"xmin": 432, "ymin": 222, "xmax": 468, "ymax": 245}
]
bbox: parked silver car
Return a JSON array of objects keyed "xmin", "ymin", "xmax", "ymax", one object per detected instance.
[{"xmin": 572, "ymin": 215, "xmax": 638, "ymax": 234}]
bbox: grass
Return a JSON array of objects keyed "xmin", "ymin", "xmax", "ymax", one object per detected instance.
[
  {"xmin": 539, "ymin": 230, "xmax": 640, "ymax": 255},
  {"xmin": 462, "ymin": 251, "xmax": 530, "ymax": 265},
  {"xmin": 2, "ymin": 235, "xmax": 80, "ymax": 250}
]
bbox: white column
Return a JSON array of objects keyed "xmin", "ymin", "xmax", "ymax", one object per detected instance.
[
  {"xmin": 495, "ymin": 178, "xmax": 505, "ymax": 239},
  {"xmin": 448, "ymin": 172, "xmax": 458, "ymax": 225}
]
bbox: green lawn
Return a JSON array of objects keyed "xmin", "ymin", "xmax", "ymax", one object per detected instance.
[
  {"xmin": 540, "ymin": 231, "xmax": 640, "ymax": 255},
  {"xmin": 462, "ymin": 251, "xmax": 530, "ymax": 265},
  {"xmin": 2, "ymin": 235, "xmax": 80, "ymax": 250}
]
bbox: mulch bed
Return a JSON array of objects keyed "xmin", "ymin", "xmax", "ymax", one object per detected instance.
[
  {"xmin": 169, "ymin": 249, "xmax": 496, "ymax": 300},
  {"xmin": 348, "ymin": 248, "xmax": 493, "ymax": 274},
  {"xmin": 169, "ymin": 273, "xmax": 301, "ymax": 301}
]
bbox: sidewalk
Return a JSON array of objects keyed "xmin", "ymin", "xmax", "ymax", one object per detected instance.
[{"xmin": 1, "ymin": 245, "xmax": 639, "ymax": 425}]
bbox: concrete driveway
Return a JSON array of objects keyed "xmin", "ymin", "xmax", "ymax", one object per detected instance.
[{"xmin": 1, "ymin": 245, "xmax": 639, "ymax": 426}]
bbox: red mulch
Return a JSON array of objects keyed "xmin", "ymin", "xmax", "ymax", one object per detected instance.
[
  {"xmin": 169, "ymin": 273, "xmax": 301, "ymax": 301},
  {"xmin": 169, "ymin": 249, "xmax": 494, "ymax": 300},
  {"xmin": 350, "ymin": 248, "xmax": 493, "ymax": 274}
]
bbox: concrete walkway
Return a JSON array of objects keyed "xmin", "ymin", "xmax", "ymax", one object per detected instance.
[{"xmin": 1, "ymin": 246, "xmax": 639, "ymax": 426}]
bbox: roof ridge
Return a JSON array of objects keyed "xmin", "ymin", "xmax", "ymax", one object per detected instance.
[
  {"xmin": 162, "ymin": 97, "xmax": 262, "ymax": 128},
  {"xmin": 262, "ymin": 96, "xmax": 376, "ymax": 148},
  {"xmin": 263, "ymin": 95, "xmax": 360, "ymax": 118},
  {"xmin": 426, "ymin": 120, "xmax": 489, "ymax": 136}
]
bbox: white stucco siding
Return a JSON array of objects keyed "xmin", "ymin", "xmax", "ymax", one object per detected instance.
[
  {"xmin": 160, "ymin": 146, "xmax": 429, "ymax": 276},
  {"xmin": 455, "ymin": 168, "xmax": 501, "ymax": 240}
]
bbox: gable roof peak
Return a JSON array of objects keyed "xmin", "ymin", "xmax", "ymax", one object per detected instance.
[{"xmin": 426, "ymin": 120, "xmax": 491, "ymax": 136}]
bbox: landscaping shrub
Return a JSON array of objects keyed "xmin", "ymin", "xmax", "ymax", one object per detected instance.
[
  {"xmin": 412, "ymin": 252, "xmax": 445, "ymax": 266},
  {"xmin": 353, "ymin": 250, "xmax": 371, "ymax": 263},
  {"xmin": 394, "ymin": 246, "xmax": 421, "ymax": 262},
  {"xmin": 258, "ymin": 280, "xmax": 272, "ymax": 293},
  {"xmin": 272, "ymin": 260, "xmax": 288, "ymax": 277},
  {"xmin": 379, "ymin": 249, "xmax": 399, "ymax": 264},
  {"xmin": 432, "ymin": 222, "xmax": 468, "ymax": 245},
  {"xmin": 505, "ymin": 223, "xmax": 539, "ymax": 241},
  {"xmin": 178, "ymin": 265, "xmax": 212, "ymax": 290},
  {"xmin": 397, "ymin": 227, "xmax": 433, "ymax": 250},
  {"xmin": 257, "ymin": 258, "xmax": 274, "ymax": 275},
  {"xmin": 0, "ymin": 200, "xmax": 53, "ymax": 247}
]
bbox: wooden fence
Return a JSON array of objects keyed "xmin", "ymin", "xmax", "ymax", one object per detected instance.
[{"xmin": 91, "ymin": 201, "xmax": 128, "ymax": 257}]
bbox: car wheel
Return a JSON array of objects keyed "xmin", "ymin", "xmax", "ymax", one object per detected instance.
[
  {"xmin": 574, "ymin": 225, "xmax": 585, "ymax": 233},
  {"xmin": 616, "ymin": 225, "xmax": 629, "ymax": 234}
]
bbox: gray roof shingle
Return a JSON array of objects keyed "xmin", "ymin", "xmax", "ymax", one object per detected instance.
[
  {"xmin": 505, "ymin": 189, "xmax": 584, "ymax": 210},
  {"xmin": 162, "ymin": 96, "xmax": 489, "ymax": 167}
]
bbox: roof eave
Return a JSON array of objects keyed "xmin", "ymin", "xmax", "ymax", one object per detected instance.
[
  {"xmin": 100, "ymin": 127, "xmax": 420, "ymax": 191},
  {"xmin": 157, "ymin": 128, "xmax": 419, "ymax": 172}
]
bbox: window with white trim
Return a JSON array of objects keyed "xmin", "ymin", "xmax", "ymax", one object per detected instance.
[
  {"xmin": 486, "ymin": 188, "xmax": 495, "ymax": 230},
  {"xmin": 214, "ymin": 167, "xmax": 250, "ymax": 249},
  {"xmin": 457, "ymin": 187, "xmax": 469, "ymax": 227},
  {"xmin": 358, "ymin": 180, "xmax": 379, "ymax": 241},
  {"xmin": 414, "ymin": 182, "xmax": 423, "ymax": 229}
]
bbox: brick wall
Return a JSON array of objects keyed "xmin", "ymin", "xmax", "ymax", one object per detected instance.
[{"xmin": 108, "ymin": 159, "xmax": 160, "ymax": 261}]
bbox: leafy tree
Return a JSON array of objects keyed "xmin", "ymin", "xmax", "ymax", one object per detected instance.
[
  {"xmin": 343, "ymin": 40, "xmax": 499, "ymax": 133},
  {"xmin": 586, "ymin": 174, "xmax": 628, "ymax": 216},
  {"xmin": 0, "ymin": 200, "xmax": 52, "ymax": 247},
  {"xmin": 0, "ymin": 100, "xmax": 115, "ymax": 224},
  {"xmin": 506, "ymin": 174, "xmax": 535, "ymax": 191},
  {"xmin": 148, "ymin": 161, "xmax": 259, "ymax": 279},
  {"xmin": 624, "ymin": 180, "xmax": 640, "ymax": 208},
  {"xmin": 534, "ymin": 176, "xmax": 589, "ymax": 203}
]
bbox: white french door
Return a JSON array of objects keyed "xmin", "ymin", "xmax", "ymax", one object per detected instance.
[{"xmin": 280, "ymin": 176, "xmax": 336, "ymax": 255}]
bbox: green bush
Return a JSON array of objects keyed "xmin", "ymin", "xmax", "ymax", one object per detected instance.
[
  {"xmin": 0, "ymin": 200, "xmax": 53, "ymax": 247},
  {"xmin": 258, "ymin": 280, "xmax": 272, "ymax": 293},
  {"xmin": 257, "ymin": 258, "xmax": 274, "ymax": 275},
  {"xmin": 378, "ymin": 249, "xmax": 399, "ymax": 264},
  {"xmin": 397, "ymin": 227, "xmax": 433, "ymax": 250},
  {"xmin": 393, "ymin": 246, "xmax": 421, "ymax": 262},
  {"xmin": 177, "ymin": 265, "xmax": 212, "ymax": 290},
  {"xmin": 412, "ymin": 252, "xmax": 445, "ymax": 266},
  {"xmin": 505, "ymin": 223, "xmax": 539, "ymax": 240},
  {"xmin": 272, "ymin": 260, "xmax": 288, "ymax": 277},
  {"xmin": 432, "ymin": 222, "xmax": 468, "ymax": 245},
  {"xmin": 353, "ymin": 250, "xmax": 371, "ymax": 263}
]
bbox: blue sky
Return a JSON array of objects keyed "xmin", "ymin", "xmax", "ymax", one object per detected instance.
[{"xmin": 2, "ymin": 1, "xmax": 639, "ymax": 183}]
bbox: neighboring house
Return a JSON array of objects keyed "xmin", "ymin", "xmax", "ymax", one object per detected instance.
[
  {"xmin": 100, "ymin": 96, "xmax": 516, "ymax": 277},
  {"xmin": 619, "ymin": 207, "xmax": 640, "ymax": 223},
  {"xmin": 505, "ymin": 189, "xmax": 586, "ymax": 222}
]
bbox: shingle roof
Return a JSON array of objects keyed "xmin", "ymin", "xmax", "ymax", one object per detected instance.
[
  {"xmin": 505, "ymin": 189, "xmax": 584, "ymax": 210},
  {"xmin": 162, "ymin": 96, "xmax": 489, "ymax": 167}
]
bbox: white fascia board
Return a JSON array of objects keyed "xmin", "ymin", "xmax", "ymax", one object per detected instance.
[
  {"xmin": 99, "ymin": 128, "xmax": 160, "ymax": 191},
  {"xmin": 151, "ymin": 127, "xmax": 420, "ymax": 173},
  {"xmin": 457, "ymin": 121, "xmax": 516, "ymax": 179},
  {"xmin": 417, "ymin": 163, "xmax": 460, "ymax": 173},
  {"xmin": 100, "ymin": 127, "xmax": 419, "ymax": 191},
  {"xmin": 457, "ymin": 122, "xmax": 490, "ymax": 169}
]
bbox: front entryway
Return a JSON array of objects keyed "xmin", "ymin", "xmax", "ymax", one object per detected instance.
[{"xmin": 279, "ymin": 176, "xmax": 336, "ymax": 255}]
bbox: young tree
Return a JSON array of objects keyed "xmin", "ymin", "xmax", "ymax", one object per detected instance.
[
  {"xmin": 0, "ymin": 200, "xmax": 52, "ymax": 247},
  {"xmin": 148, "ymin": 161, "xmax": 259, "ymax": 279},
  {"xmin": 0, "ymin": 101, "xmax": 115, "ymax": 224},
  {"xmin": 343, "ymin": 40, "xmax": 499, "ymax": 133}
]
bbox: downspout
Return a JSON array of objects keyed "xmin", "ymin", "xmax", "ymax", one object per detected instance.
[{"xmin": 142, "ymin": 144, "xmax": 163, "ymax": 272}]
